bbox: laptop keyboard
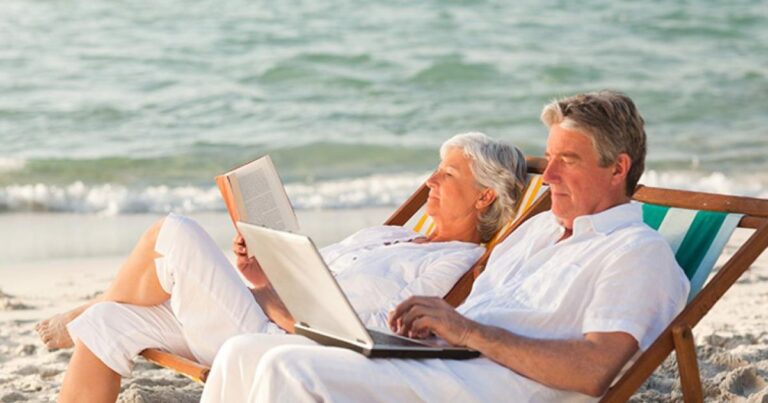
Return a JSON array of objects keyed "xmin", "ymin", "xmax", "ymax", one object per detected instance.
[{"xmin": 369, "ymin": 329, "xmax": 430, "ymax": 347}]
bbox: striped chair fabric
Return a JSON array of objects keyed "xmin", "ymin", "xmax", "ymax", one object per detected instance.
[
  {"xmin": 404, "ymin": 174, "xmax": 546, "ymax": 248},
  {"xmin": 641, "ymin": 203, "xmax": 742, "ymax": 300}
]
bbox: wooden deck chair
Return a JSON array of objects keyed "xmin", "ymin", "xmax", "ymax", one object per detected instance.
[
  {"xmin": 140, "ymin": 156, "xmax": 550, "ymax": 383},
  {"xmin": 599, "ymin": 186, "xmax": 768, "ymax": 402}
]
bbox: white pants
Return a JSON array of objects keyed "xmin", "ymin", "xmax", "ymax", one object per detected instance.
[
  {"xmin": 200, "ymin": 334, "xmax": 429, "ymax": 403},
  {"xmin": 67, "ymin": 213, "xmax": 281, "ymax": 377},
  {"xmin": 200, "ymin": 333, "xmax": 594, "ymax": 403}
]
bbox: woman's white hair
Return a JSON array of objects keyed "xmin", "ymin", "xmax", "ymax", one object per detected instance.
[{"xmin": 440, "ymin": 132, "xmax": 527, "ymax": 243}]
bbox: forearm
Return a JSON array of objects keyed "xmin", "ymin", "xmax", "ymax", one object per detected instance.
[
  {"xmin": 465, "ymin": 324, "xmax": 630, "ymax": 396},
  {"xmin": 251, "ymin": 285, "xmax": 295, "ymax": 333}
]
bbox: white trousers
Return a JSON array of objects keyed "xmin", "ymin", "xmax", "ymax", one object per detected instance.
[
  {"xmin": 67, "ymin": 213, "xmax": 279, "ymax": 377},
  {"xmin": 200, "ymin": 334, "xmax": 429, "ymax": 403},
  {"xmin": 200, "ymin": 334, "xmax": 593, "ymax": 403}
]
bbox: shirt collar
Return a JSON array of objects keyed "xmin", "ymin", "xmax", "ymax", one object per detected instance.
[{"xmin": 552, "ymin": 202, "xmax": 642, "ymax": 236}]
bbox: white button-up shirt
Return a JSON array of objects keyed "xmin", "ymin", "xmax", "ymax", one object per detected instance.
[
  {"xmin": 321, "ymin": 225, "xmax": 484, "ymax": 329},
  {"xmin": 388, "ymin": 203, "xmax": 690, "ymax": 402},
  {"xmin": 459, "ymin": 202, "xmax": 689, "ymax": 351}
]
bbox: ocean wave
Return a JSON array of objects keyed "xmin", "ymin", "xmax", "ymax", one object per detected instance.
[
  {"xmin": 641, "ymin": 170, "xmax": 768, "ymax": 198},
  {"xmin": 0, "ymin": 173, "xmax": 428, "ymax": 215},
  {"xmin": 1, "ymin": 169, "xmax": 765, "ymax": 215}
]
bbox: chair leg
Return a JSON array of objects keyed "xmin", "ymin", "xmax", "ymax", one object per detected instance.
[{"xmin": 672, "ymin": 325, "xmax": 703, "ymax": 403}]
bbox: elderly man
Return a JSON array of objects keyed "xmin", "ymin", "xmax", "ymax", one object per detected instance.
[{"xmin": 200, "ymin": 91, "xmax": 690, "ymax": 402}]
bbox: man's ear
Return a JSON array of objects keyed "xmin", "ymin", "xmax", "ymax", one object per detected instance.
[
  {"xmin": 612, "ymin": 153, "xmax": 632, "ymax": 185},
  {"xmin": 476, "ymin": 188, "xmax": 497, "ymax": 210}
]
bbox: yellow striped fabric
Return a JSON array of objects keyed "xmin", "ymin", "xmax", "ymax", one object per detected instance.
[{"xmin": 404, "ymin": 174, "xmax": 546, "ymax": 248}]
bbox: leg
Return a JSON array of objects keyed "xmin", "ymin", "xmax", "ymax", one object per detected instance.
[
  {"xmin": 201, "ymin": 334, "xmax": 318, "ymax": 403},
  {"xmin": 36, "ymin": 301, "xmax": 96, "ymax": 350},
  {"xmin": 58, "ymin": 341, "xmax": 121, "ymax": 403},
  {"xmin": 37, "ymin": 217, "xmax": 170, "ymax": 349},
  {"xmin": 202, "ymin": 334, "xmax": 424, "ymax": 403},
  {"xmin": 101, "ymin": 217, "xmax": 168, "ymax": 305},
  {"xmin": 256, "ymin": 346, "xmax": 424, "ymax": 402},
  {"xmin": 63, "ymin": 211, "xmax": 275, "ymax": 373},
  {"xmin": 66, "ymin": 301, "xmax": 195, "ymax": 378},
  {"xmin": 150, "ymin": 213, "xmax": 275, "ymax": 364},
  {"xmin": 59, "ymin": 301, "xmax": 197, "ymax": 402}
]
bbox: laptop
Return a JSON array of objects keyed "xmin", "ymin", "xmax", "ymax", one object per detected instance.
[{"xmin": 236, "ymin": 221, "xmax": 480, "ymax": 359}]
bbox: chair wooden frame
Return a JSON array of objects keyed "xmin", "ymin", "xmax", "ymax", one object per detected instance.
[
  {"xmin": 600, "ymin": 186, "xmax": 768, "ymax": 402},
  {"xmin": 140, "ymin": 157, "xmax": 550, "ymax": 383}
]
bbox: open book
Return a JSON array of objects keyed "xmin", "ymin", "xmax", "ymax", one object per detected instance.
[{"xmin": 215, "ymin": 155, "xmax": 300, "ymax": 233}]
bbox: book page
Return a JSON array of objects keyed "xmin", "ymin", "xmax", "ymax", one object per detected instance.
[{"xmin": 229, "ymin": 155, "xmax": 300, "ymax": 232}]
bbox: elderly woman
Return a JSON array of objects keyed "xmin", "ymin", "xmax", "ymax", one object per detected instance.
[{"xmin": 50, "ymin": 132, "xmax": 527, "ymax": 403}]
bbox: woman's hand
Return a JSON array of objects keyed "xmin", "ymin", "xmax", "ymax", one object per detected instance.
[
  {"xmin": 388, "ymin": 296, "xmax": 477, "ymax": 346},
  {"xmin": 233, "ymin": 234, "xmax": 269, "ymax": 287}
]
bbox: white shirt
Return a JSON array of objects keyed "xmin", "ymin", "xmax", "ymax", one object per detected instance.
[
  {"xmin": 391, "ymin": 203, "xmax": 690, "ymax": 402},
  {"xmin": 321, "ymin": 225, "xmax": 484, "ymax": 329},
  {"xmin": 459, "ymin": 202, "xmax": 689, "ymax": 351}
]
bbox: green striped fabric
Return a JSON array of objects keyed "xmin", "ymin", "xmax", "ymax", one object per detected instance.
[{"xmin": 641, "ymin": 203, "xmax": 742, "ymax": 301}]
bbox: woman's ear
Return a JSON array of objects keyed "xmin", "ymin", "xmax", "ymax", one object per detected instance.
[{"xmin": 475, "ymin": 188, "xmax": 497, "ymax": 210}]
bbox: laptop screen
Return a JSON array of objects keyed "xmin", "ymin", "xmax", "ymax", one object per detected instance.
[{"xmin": 237, "ymin": 222, "xmax": 373, "ymax": 345}]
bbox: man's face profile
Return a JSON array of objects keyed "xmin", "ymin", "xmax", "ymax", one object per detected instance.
[{"xmin": 542, "ymin": 124, "xmax": 621, "ymax": 230}]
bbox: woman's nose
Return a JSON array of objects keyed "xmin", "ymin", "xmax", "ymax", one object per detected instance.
[{"xmin": 426, "ymin": 171, "xmax": 439, "ymax": 188}]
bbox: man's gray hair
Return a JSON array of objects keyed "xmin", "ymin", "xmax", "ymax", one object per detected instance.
[
  {"xmin": 440, "ymin": 132, "xmax": 527, "ymax": 243},
  {"xmin": 540, "ymin": 90, "xmax": 646, "ymax": 196}
]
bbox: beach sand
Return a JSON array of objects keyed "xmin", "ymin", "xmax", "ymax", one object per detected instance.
[{"xmin": 1, "ymin": 214, "xmax": 767, "ymax": 402}]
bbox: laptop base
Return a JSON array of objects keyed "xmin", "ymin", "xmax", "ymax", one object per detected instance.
[{"xmin": 295, "ymin": 326, "xmax": 481, "ymax": 360}]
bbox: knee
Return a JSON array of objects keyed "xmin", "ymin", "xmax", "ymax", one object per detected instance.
[
  {"xmin": 258, "ymin": 346, "xmax": 315, "ymax": 379},
  {"xmin": 214, "ymin": 335, "xmax": 310, "ymax": 376},
  {"xmin": 80, "ymin": 301, "xmax": 123, "ymax": 323},
  {"xmin": 208, "ymin": 335, "xmax": 269, "ymax": 388},
  {"xmin": 216, "ymin": 334, "xmax": 252, "ymax": 364},
  {"xmin": 256, "ymin": 347, "xmax": 299, "ymax": 382},
  {"xmin": 215, "ymin": 334, "xmax": 270, "ymax": 370},
  {"xmin": 140, "ymin": 217, "xmax": 166, "ymax": 249}
]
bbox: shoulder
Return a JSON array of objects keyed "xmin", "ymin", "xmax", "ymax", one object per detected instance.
[
  {"xmin": 596, "ymin": 222, "xmax": 689, "ymax": 296},
  {"xmin": 608, "ymin": 222, "xmax": 673, "ymax": 257}
]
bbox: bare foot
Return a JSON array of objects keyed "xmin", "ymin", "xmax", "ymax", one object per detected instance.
[{"xmin": 35, "ymin": 302, "xmax": 94, "ymax": 350}]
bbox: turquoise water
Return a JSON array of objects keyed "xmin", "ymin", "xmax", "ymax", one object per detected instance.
[{"xmin": 1, "ymin": 0, "xmax": 767, "ymax": 213}]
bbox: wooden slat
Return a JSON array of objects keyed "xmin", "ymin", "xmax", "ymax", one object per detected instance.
[
  {"xmin": 633, "ymin": 186, "xmax": 768, "ymax": 217},
  {"xmin": 740, "ymin": 216, "xmax": 767, "ymax": 230},
  {"xmin": 140, "ymin": 349, "xmax": 209, "ymax": 384},
  {"xmin": 525, "ymin": 156, "xmax": 547, "ymax": 174},
  {"xmin": 384, "ymin": 183, "xmax": 429, "ymax": 226},
  {"xmin": 672, "ymin": 326, "xmax": 704, "ymax": 403}
]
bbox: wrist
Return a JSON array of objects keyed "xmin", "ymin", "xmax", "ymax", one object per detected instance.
[{"xmin": 462, "ymin": 321, "xmax": 484, "ymax": 349}]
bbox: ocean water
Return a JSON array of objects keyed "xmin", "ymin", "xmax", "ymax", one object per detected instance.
[{"xmin": 1, "ymin": 0, "xmax": 767, "ymax": 215}]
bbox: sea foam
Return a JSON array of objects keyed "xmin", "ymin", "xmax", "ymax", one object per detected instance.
[
  {"xmin": 0, "ymin": 173, "xmax": 428, "ymax": 215},
  {"xmin": 1, "ymin": 169, "xmax": 766, "ymax": 216}
]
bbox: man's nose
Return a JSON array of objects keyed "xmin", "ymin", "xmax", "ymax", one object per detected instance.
[{"xmin": 542, "ymin": 161, "xmax": 558, "ymax": 185}]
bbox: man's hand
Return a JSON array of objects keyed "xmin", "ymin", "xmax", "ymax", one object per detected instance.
[
  {"xmin": 232, "ymin": 234, "xmax": 268, "ymax": 287},
  {"xmin": 388, "ymin": 296, "xmax": 477, "ymax": 346}
]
